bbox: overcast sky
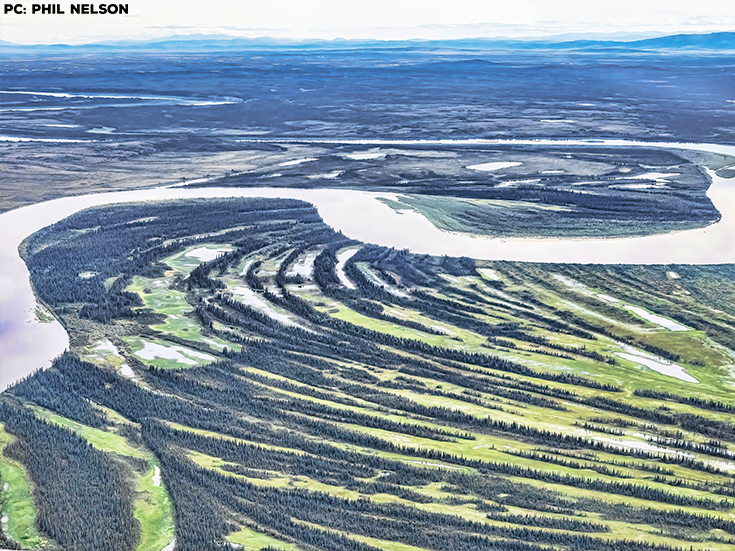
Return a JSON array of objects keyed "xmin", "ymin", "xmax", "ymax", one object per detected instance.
[{"xmin": 2, "ymin": 0, "xmax": 734, "ymax": 44}]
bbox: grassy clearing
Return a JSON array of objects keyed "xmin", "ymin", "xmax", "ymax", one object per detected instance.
[
  {"xmin": 259, "ymin": 249, "xmax": 296, "ymax": 276},
  {"xmin": 453, "ymin": 272, "xmax": 735, "ymax": 395},
  {"xmin": 0, "ymin": 424, "xmax": 44, "ymax": 549},
  {"xmin": 189, "ymin": 449, "xmax": 366, "ymax": 500},
  {"xmin": 134, "ymin": 464, "xmax": 175, "ymax": 551},
  {"xmin": 127, "ymin": 275, "xmax": 237, "ymax": 351},
  {"xmin": 241, "ymin": 370, "xmax": 490, "ymax": 441},
  {"xmin": 162, "ymin": 244, "xmax": 235, "ymax": 274},
  {"xmin": 82, "ymin": 339, "xmax": 127, "ymax": 370},
  {"xmin": 128, "ymin": 275, "xmax": 191, "ymax": 317},
  {"xmin": 225, "ymin": 526, "xmax": 297, "ymax": 550},
  {"xmin": 291, "ymin": 287, "xmax": 483, "ymax": 349},
  {"xmin": 104, "ymin": 274, "xmax": 121, "ymax": 290},
  {"xmin": 187, "ymin": 450, "xmax": 241, "ymax": 473},
  {"xmin": 166, "ymin": 422, "xmax": 309, "ymax": 457},
  {"xmin": 122, "ymin": 336, "xmax": 218, "ymax": 369},
  {"xmin": 349, "ymin": 534, "xmax": 434, "ymax": 551},
  {"xmin": 515, "ymin": 475, "xmax": 735, "ymax": 521},
  {"xmin": 31, "ymin": 406, "xmax": 148, "ymax": 459},
  {"xmin": 224, "ymin": 279, "xmax": 307, "ymax": 329}
]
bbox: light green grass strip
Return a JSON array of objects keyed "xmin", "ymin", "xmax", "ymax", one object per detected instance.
[
  {"xmin": 225, "ymin": 525, "xmax": 296, "ymax": 550},
  {"xmin": 135, "ymin": 464, "xmax": 175, "ymax": 551},
  {"xmin": 0, "ymin": 423, "xmax": 45, "ymax": 548}
]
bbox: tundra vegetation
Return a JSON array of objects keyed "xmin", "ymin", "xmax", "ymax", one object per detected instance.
[
  {"xmin": 2, "ymin": 37, "xmax": 735, "ymax": 228},
  {"xmin": 1, "ymin": 198, "xmax": 734, "ymax": 551}
]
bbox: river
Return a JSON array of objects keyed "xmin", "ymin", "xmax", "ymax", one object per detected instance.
[{"xmin": 1, "ymin": 139, "xmax": 733, "ymax": 389}]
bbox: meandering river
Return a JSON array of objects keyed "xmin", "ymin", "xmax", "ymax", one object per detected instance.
[{"xmin": 1, "ymin": 139, "xmax": 733, "ymax": 389}]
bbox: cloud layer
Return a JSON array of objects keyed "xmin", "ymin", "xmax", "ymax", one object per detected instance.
[{"xmin": 3, "ymin": 0, "xmax": 734, "ymax": 45}]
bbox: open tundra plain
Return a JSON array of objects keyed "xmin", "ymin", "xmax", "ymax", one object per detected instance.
[{"xmin": 0, "ymin": 35, "xmax": 734, "ymax": 551}]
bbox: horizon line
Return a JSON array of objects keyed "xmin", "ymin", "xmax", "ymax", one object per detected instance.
[{"xmin": 2, "ymin": 29, "xmax": 735, "ymax": 48}]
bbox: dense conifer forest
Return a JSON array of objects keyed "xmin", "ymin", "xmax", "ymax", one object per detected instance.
[{"xmin": 1, "ymin": 198, "xmax": 734, "ymax": 551}]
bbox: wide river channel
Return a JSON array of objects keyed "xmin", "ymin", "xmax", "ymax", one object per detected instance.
[{"xmin": 1, "ymin": 139, "xmax": 734, "ymax": 389}]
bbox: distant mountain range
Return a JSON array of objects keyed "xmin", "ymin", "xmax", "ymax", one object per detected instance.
[{"xmin": 1, "ymin": 31, "xmax": 734, "ymax": 52}]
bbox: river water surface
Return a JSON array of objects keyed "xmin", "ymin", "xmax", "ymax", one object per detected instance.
[{"xmin": 1, "ymin": 140, "xmax": 734, "ymax": 389}]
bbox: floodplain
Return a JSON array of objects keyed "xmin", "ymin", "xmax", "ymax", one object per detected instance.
[
  {"xmin": 1, "ymin": 34, "xmax": 734, "ymax": 551},
  {"xmin": 1, "ymin": 197, "xmax": 733, "ymax": 551}
]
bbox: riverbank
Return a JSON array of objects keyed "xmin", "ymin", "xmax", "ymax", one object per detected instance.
[{"xmin": 1, "ymin": 140, "xmax": 733, "ymax": 389}]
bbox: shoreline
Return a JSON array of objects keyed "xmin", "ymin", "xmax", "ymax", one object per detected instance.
[{"xmin": 1, "ymin": 139, "xmax": 734, "ymax": 389}]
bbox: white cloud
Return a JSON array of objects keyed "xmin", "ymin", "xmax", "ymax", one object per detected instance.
[{"xmin": 1, "ymin": 0, "xmax": 733, "ymax": 45}]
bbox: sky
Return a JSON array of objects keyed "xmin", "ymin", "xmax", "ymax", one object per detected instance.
[{"xmin": 1, "ymin": 0, "xmax": 734, "ymax": 45}]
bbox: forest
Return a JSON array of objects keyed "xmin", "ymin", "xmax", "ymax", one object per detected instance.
[{"xmin": 1, "ymin": 197, "xmax": 734, "ymax": 551}]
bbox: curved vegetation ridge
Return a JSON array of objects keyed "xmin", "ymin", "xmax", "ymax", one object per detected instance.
[{"xmin": 1, "ymin": 197, "xmax": 734, "ymax": 551}]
